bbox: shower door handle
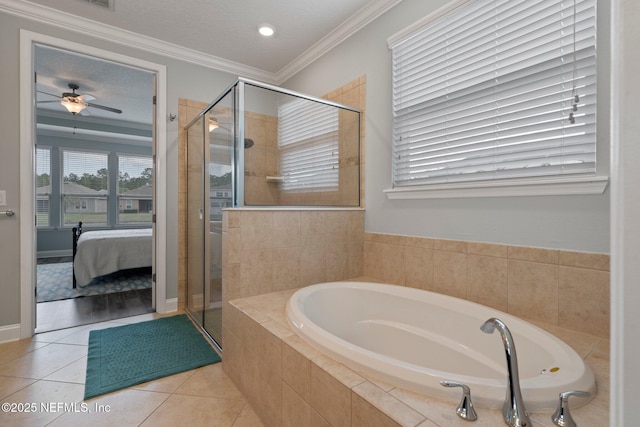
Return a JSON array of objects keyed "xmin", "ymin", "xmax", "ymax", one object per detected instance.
[{"xmin": 199, "ymin": 208, "xmax": 203, "ymax": 220}]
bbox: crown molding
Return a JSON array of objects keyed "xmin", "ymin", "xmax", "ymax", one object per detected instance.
[
  {"xmin": 275, "ymin": 0, "xmax": 403, "ymax": 83},
  {"xmin": 0, "ymin": 0, "xmax": 278, "ymax": 83},
  {"xmin": 1, "ymin": 0, "xmax": 402, "ymax": 85}
]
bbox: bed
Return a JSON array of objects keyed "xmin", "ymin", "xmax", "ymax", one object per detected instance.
[{"xmin": 72, "ymin": 222, "xmax": 152, "ymax": 288}]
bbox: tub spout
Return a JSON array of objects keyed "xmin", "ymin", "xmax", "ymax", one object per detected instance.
[{"xmin": 481, "ymin": 317, "xmax": 531, "ymax": 427}]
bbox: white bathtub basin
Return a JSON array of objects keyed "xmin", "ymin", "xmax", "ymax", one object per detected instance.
[{"xmin": 286, "ymin": 281, "xmax": 596, "ymax": 411}]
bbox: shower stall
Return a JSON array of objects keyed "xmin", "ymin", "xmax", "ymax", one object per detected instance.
[{"xmin": 184, "ymin": 78, "xmax": 361, "ymax": 349}]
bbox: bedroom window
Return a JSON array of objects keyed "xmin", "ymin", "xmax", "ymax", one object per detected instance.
[
  {"xmin": 36, "ymin": 147, "xmax": 51, "ymax": 227},
  {"xmin": 388, "ymin": 0, "xmax": 597, "ymax": 192},
  {"xmin": 61, "ymin": 149, "xmax": 109, "ymax": 225},
  {"xmin": 278, "ymin": 98, "xmax": 340, "ymax": 192},
  {"xmin": 117, "ymin": 154, "xmax": 153, "ymax": 224}
]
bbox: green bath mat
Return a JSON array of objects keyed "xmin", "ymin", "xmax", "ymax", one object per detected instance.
[{"xmin": 84, "ymin": 314, "xmax": 220, "ymax": 399}]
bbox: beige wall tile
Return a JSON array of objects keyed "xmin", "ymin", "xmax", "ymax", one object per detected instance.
[
  {"xmin": 272, "ymin": 211, "xmax": 302, "ymax": 248},
  {"xmin": 352, "ymin": 382, "xmax": 425, "ymax": 427},
  {"xmin": 467, "ymin": 241, "xmax": 508, "ymax": 258},
  {"xmin": 310, "ymin": 362, "xmax": 352, "ymax": 427},
  {"xmin": 467, "ymin": 254, "xmax": 508, "ymax": 312},
  {"xmin": 311, "ymin": 409, "xmax": 331, "ymax": 427},
  {"xmin": 228, "ymin": 210, "xmax": 241, "ymax": 229},
  {"xmin": 299, "ymin": 244, "xmax": 327, "ymax": 286},
  {"xmin": 363, "ymin": 241, "xmax": 405, "ymax": 285},
  {"xmin": 300, "ymin": 211, "xmax": 330, "ymax": 246},
  {"xmin": 283, "ymin": 383, "xmax": 311, "ymax": 427},
  {"xmin": 349, "ymin": 241, "xmax": 364, "ymax": 278},
  {"xmin": 404, "ymin": 247, "xmax": 434, "ymax": 290},
  {"xmin": 240, "ymin": 211, "xmax": 273, "ymax": 250},
  {"xmin": 434, "ymin": 239, "xmax": 467, "ymax": 253},
  {"xmin": 352, "ymin": 392, "xmax": 403, "ymax": 427},
  {"xmin": 508, "ymin": 260, "xmax": 559, "ymax": 324},
  {"xmin": 559, "ymin": 266, "xmax": 610, "ymax": 338},
  {"xmin": 404, "ymin": 236, "xmax": 434, "ymax": 249},
  {"xmin": 559, "ymin": 250, "xmax": 610, "ymax": 271},
  {"xmin": 240, "ymin": 249, "xmax": 273, "ymax": 297},
  {"xmin": 326, "ymin": 242, "xmax": 349, "ymax": 282},
  {"xmin": 282, "ymin": 339, "xmax": 312, "ymax": 402},
  {"xmin": 256, "ymin": 361, "xmax": 283, "ymax": 427},
  {"xmin": 432, "ymin": 250, "xmax": 467, "ymax": 299},
  {"xmin": 272, "ymin": 247, "xmax": 301, "ymax": 292},
  {"xmin": 226, "ymin": 227, "xmax": 241, "ymax": 265},
  {"xmin": 313, "ymin": 354, "xmax": 365, "ymax": 389},
  {"xmin": 508, "ymin": 245, "xmax": 559, "ymax": 264}
]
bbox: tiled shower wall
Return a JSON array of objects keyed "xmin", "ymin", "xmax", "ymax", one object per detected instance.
[{"xmin": 363, "ymin": 232, "xmax": 610, "ymax": 338}]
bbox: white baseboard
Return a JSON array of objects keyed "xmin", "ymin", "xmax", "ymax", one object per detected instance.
[
  {"xmin": 163, "ymin": 298, "xmax": 178, "ymax": 313},
  {"xmin": 37, "ymin": 250, "xmax": 73, "ymax": 258},
  {"xmin": 0, "ymin": 324, "xmax": 22, "ymax": 343}
]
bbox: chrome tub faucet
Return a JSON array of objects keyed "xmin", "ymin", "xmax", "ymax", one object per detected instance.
[{"xmin": 481, "ymin": 317, "xmax": 531, "ymax": 427}]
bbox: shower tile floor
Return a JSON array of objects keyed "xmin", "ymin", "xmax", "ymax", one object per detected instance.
[{"xmin": 0, "ymin": 312, "xmax": 264, "ymax": 427}]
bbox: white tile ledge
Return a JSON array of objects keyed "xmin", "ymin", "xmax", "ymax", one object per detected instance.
[{"xmin": 384, "ymin": 175, "xmax": 609, "ymax": 199}]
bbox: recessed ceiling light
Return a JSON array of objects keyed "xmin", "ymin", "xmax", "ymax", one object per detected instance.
[{"xmin": 258, "ymin": 25, "xmax": 275, "ymax": 37}]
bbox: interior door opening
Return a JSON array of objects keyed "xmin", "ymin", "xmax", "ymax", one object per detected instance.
[{"xmin": 33, "ymin": 43, "xmax": 157, "ymax": 332}]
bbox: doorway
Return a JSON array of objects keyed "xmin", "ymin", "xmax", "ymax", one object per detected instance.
[{"xmin": 19, "ymin": 31, "xmax": 169, "ymax": 337}]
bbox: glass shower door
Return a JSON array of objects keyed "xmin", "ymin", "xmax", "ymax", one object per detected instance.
[
  {"xmin": 185, "ymin": 89, "xmax": 234, "ymax": 349},
  {"xmin": 186, "ymin": 115, "xmax": 206, "ymax": 336},
  {"xmin": 203, "ymin": 91, "xmax": 234, "ymax": 345}
]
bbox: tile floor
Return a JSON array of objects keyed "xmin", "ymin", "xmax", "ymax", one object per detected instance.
[{"xmin": 0, "ymin": 312, "xmax": 264, "ymax": 427}]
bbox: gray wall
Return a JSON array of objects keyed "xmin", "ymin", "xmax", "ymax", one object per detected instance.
[
  {"xmin": 0, "ymin": 11, "xmax": 238, "ymax": 328},
  {"xmin": 283, "ymin": 0, "xmax": 611, "ymax": 254}
]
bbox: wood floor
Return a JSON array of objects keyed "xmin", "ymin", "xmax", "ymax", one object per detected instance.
[
  {"xmin": 36, "ymin": 257, "xmax": 155, "ymax": 332},
  {"xmin": 36, "ymin": 288, "xmax": 154, "ymax": 333}
]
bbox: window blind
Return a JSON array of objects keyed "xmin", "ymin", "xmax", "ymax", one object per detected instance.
[
  {"xmin": 36, "ymin": 147, "xmax": 51, "ymax": 227},
  {"xmin": 278, "ymin": 98, "xmax": 339, "ymax": 191},
  {"xmin": 390, "ymin": 0, "xmax": 596, "ymax": 187}
]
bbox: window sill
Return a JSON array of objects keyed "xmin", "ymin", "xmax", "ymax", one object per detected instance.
[{"xmin": 384, "ymin": 175, "xmax": 609, "ymax": 200}]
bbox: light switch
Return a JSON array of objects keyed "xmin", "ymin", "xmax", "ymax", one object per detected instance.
[{"xmin": 0, "ymin": 190, "xmax": 5, "ymax": 206}]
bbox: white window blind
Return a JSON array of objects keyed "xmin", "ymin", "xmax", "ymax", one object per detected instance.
[
  {"xmin": 278, "ymin": 98, "xmax": 339, "ymax": 191},
  {"xmin": 36, "ymin": 147, "xmax": 51, "ymax": 227},
  {"xmin": 390, "ymin": 0, "xmax": 597, "ymax": 187}
]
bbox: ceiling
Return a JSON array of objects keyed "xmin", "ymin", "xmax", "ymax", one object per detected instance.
[
  {"xmin": 23, "ymin": 0, "xmax": 391, "ymax": 73},
  {"xmin": 20, "ymin": 0, "xmax": 399, "ymax": 126},
  {"xmin": 35, "ymin": 45, "xmax": 155, "ymax": 125}
]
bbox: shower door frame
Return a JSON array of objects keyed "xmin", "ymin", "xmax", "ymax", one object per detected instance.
[{"xmin": 184, "ymin": 77, "xmax": 362, "ymax": 350}]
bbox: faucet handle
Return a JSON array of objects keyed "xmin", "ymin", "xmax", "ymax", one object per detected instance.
[
  {"xmin": 551, "ymin": 390, "xmax": 591, "ymax": 427},
  {"xmin": 440, "ymin": 381, "xmax": 478, "ymax": 421}
]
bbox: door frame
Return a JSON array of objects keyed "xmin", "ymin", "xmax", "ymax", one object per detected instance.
[{"xmin": 19, "ymin": 30, "xmax": 168, "ymax": 338}]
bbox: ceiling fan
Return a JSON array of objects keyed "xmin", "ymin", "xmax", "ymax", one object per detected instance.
[{"xmin": 37, "ymin": 83, "xmax": 123, "ymax": 115}]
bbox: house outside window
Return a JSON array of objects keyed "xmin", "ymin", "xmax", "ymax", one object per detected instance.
[
  {"xmin": 118, "ymin": 154, "xmax": 153, "ymax": 224},
  {"xmin": 61, "ymin": 149, "xmax": 108, "ymax": 225}
]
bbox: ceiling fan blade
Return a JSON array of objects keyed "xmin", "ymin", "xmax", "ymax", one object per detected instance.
[
  {"xmin": 36, "ymin": 90, "xmax": 62, "ymax": 99},
  {"xmin": 79, "ymin": 94, "xmax": 96, "ymax": 102},
  {"xmin": 86, "ymin": 102, "xmax": 122, "ymax": 114},
  {"xmin": 37, "ymin": 100, "xmax": 61, "ymax": 104}
]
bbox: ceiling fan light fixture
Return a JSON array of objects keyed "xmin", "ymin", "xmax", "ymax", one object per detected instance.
[
  {"xmin": 60, "ymin": 98, "xmax": 86, "ymax": 115},
  {"xmin": 209, "ymin": 118, "xmax": 220, "ymax": 132}
]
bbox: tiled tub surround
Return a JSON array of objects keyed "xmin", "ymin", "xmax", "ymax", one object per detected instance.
[
  {"xmin": 221, "ymin": 208, "xmax": 365, "ymax": 347},
  {"xmin": 223, "ymin": 287, "xmax": 609, "ymax": 427},
  {"xmin": 363, "ymin": 232, "xmax": 610, "ymax": 339}
]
